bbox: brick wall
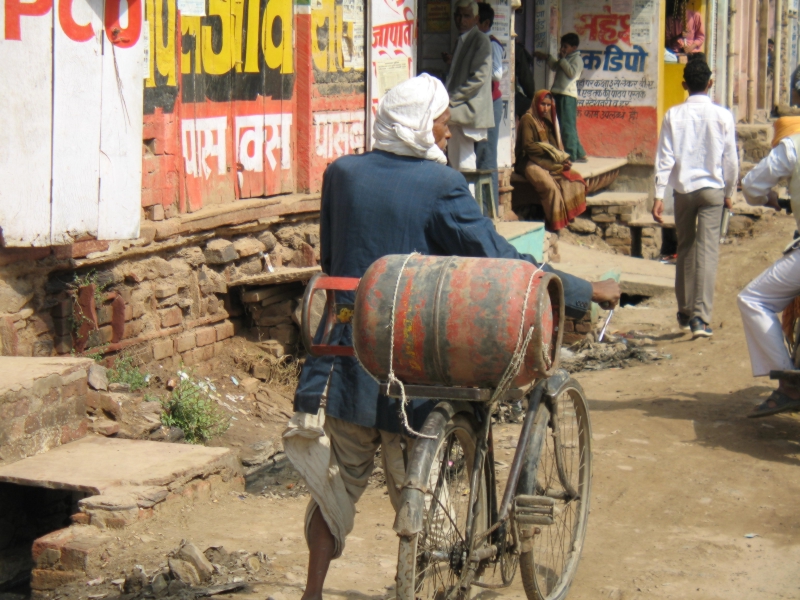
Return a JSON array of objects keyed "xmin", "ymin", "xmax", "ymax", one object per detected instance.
[
  {"xmin": 0, "ymin": 359, "xmax": 92, "ymax": 465},
  {"xmin": 0, "ymin": 218, "xmax": 320, "ymax": 368}
]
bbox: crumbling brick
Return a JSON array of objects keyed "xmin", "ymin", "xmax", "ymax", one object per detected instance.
[
  {"xmin": 152, "ymin": 339, "xmax": 174, "ymax": 361},
  {"xmin": 215, "ymin": 321, "xmax": 234, "ymax": 341},
  {"xmin": 175, "ymin": 332, "xmax": 197, "ymax": 353},
  {"xmin": 159, "ymin": 306, "xmax": 183, "ymax": 328},
  {"xmin": 196, "ymin": 327, "xmax": 216, "ymax": 347}
]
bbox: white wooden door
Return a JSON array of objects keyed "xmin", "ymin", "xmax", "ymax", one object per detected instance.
[{"xmin": 0, "ymin": 0, "xmax": 144, "ymax": 247}]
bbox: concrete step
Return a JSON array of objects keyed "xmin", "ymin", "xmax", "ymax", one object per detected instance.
[
  {"xmin": 585, "ymin": 191, "xmax": 648, "ymax": 207},
  {"xmin": 555, "ymin": 242, "xmax": 675, "ymax": 297},
  {"xmin": 628, "ymin": 214, "xmax": 676, "ymax": 229},
  {"xmin": 0, "ymin": 436, "xmax": 240, "ymax": 525},
  {"xmin": 495, "ymin": 221, "xmax": 547, "ymax": 263}
]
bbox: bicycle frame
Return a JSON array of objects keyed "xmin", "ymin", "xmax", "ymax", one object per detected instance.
[{"xmin": 387, "ymin": 370, "xmax": 572, "ymax": 596}]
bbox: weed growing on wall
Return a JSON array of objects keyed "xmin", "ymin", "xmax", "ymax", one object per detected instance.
[
  {"xmin": 160, "ymin": 371, "xmax": 230, "ymax": 444},
  {"xmin": 108, "ymin": 353, "xmax": 149, "ymax": 392}
]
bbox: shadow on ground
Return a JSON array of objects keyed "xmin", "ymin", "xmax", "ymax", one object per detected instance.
[{"xmin": 588, "ymin": 385, "xmax": 800, "ymax": 466}]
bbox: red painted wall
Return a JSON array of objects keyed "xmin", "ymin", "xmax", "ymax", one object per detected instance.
[
  {"xmin": 141, "ymin": 0, "xmax": 367, "ymax": 214},
  {"xmin": 576, "ymin": 106, "xmax": 658, "ymax": 164}
]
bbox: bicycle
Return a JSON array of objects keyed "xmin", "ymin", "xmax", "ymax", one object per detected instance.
[
  {"xmin": 387, "ymin": 372, "xmax": 591, "ymax": 600},
  {"xmin": 302, "ymin": 266, "xmax": 593, "ymax": 600}
]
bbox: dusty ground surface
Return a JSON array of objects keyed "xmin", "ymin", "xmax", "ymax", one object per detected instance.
[{"xmin": 48, "ymin": 212, "xmax": 800, "ymax": 600}]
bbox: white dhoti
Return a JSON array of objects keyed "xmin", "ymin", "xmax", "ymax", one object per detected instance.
[
  {"xmin": 736, "ymin": 247, "xmax": 800, "ymax": 377},
  {"xmin": 283, "ymin": 410, "xmax": 410, "ymax": 559},
  {"xmin": 448, "ymin": 124, "xmax": 488, "ymax": 171}
]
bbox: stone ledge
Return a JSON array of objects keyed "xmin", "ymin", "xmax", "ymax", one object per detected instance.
[{"xmin": 585, "ymin": 191, "xmax": 648, "ymax": 207}]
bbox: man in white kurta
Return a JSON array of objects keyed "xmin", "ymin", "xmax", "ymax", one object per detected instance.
[{"xmin": 737, "ymin": 117, "xmax": 800, "ymax": 417}]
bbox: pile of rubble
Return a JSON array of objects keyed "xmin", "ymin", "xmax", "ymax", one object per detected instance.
[
  {"xmin": 66, "ymin": 541, "xmax": 268, "ymax": 599},
  {"xmin": 559, "ymin": 333, "xmax": 671, "ymax": 373}
]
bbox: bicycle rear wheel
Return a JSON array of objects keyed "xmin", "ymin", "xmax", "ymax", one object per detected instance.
[
  {"xmin": 518, "ymin": 377, "xmax": 592, "ymax": 600},
  {"xmin": 396, "ymin": 407, "xmax": 488, "ymax": 600}
]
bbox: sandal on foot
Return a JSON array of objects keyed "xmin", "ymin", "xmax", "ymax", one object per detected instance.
[{"xmin": 748, "ymin": 390, "xmax": 800, "ymax": 418}]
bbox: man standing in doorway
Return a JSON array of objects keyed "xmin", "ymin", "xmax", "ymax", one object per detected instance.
[
  {"xmin": 475, "ymin": 2, "xmax": 506, "ymax": 207},
  {"xmin": 444, "ymin": 0, "xmax": 494, "ymax": 171},
  {"xmin": 653, "ymin": 56, "xmax": 738, "ymax": 338},
  {"xmin": 535, "ymin": 33, "xmax": 587, "ymax": 162}
]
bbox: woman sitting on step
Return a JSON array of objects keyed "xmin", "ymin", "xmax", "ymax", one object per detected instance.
[{"xmin": 515, "ymin": 90, "xmax": 587, "ymax": 231}]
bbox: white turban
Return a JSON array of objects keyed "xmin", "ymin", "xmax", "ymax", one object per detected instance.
[{"xmin": 372, "ymin": 74, "xmax": 450, "ymax": 164}]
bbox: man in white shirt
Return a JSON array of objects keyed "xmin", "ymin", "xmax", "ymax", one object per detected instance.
[
  {"xmin": 653, "ymin": 56, "xmax": 738, "ymax": 338},
  {"xmin": 737, "ymin": 117, "xmax": 800, "ymax": 417}
]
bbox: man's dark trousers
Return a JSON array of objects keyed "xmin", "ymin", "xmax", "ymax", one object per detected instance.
[{"xmin": 554, "ymin": 93, "xmax": 586, "ymax": 160}]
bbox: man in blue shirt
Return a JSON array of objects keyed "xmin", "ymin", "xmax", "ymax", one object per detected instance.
[{"xmin": 285, "ymin": 74, "xmax": 620, "ymax": 600}]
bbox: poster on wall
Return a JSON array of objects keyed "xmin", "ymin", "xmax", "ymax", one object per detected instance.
[
  {"xmin": 563, "ymin": 0, "xmax": 659, "ymax": 161},
  {"xmin": 427, "ymin": 0, "xmax": 451, "ymax": 32},
  {"xmin": 367, "ymin": 0, "xmax": 416, "ymax": 147}
]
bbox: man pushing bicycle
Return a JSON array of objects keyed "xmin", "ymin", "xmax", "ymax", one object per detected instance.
[{"xmin": 282, "ymin": 74, "xmax": 620, "ymax": 600}]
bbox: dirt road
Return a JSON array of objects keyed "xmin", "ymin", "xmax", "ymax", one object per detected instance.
[{"xmin": 70, "ymin": 213, "xmax": 800, "ymax": 600}]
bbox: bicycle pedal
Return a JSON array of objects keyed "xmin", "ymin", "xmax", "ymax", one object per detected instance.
[{"xmin": 514, "ymin": 495, "xmax": 555, "ymax": 526}]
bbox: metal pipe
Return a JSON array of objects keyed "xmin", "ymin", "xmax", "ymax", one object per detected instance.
[
  {"xmin": 708, "ymin": 0, "xmax": 718, "ymax": 100},
  {"xmin": 747, "ymin": 0, "xmax": 758, "ymax": 122},
  {"xmin": 774, "ymin": 0, "xmax": 785, "ymax": 109},
  {"xmin": 727, "ymin": 4, "xmax": 736, "ymax": 109}
]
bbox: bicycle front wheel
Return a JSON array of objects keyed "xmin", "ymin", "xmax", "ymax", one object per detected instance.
[
  {"xmin": 518, "ymin": 377, "xmax": 592, "ymax": 600},
  {"xmin": 396, "ymin": 408, "xmax": 488, "ymax": 600}
]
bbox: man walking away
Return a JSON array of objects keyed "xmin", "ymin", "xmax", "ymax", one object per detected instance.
[
  {"xmin": 475, "ymin": 2, "xmax": 505, "ymax": 208},
  {"xmin": 652, "ymin": 56, "xmax": 738, "ymax": 339},
  {"xmin": 737, "ymin": 116, "xmax": 800, "ymax": 417},
  {"xmin": 535, "ymin": 33, "xmax": 587, "ymax": 162},
  {"xmin": 444, "ymin": 0, "xmax": 494, "ymax": 171}
]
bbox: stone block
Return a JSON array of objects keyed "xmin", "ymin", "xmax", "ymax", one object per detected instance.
[
  {"xmin": 96, "ymin": 305, "xmax": 113, "ymax": 326},
  {"xmin": 215, "ymin": 321, "xmax": 234, "ymax": 341},
  {"xmin": 30, "ymin": 569, "xmax": 82, "ymax": 590},
  {"xmin": 152, "ymin": 339, "xmax": 174, "ymax": 361},
  {"xmin": 270, "ymin": 324, "xmax": 298, "ymax": 346},
  {"xmin": 146, "ymin": 204, "xmax": 165, "ymax": 221},
  {"xmin": 257, "ymin": 230, "xmax": 277, "ymax": 251},
  {"xmin": 175, "ymin": 332, "xmax": 197, "ymax": 353},
  {"xmin": 233, "ymin": 237, "xmax": 266, "ymax": 257},
  {"xmin": 90, "ymin": 418, "xmax": 120, "ymax": 436},
  {"xmin": 88, "ymin": 364, "xmax": 109, "ymax": 391},
  {"xmin": 30, "ymin": 314, "xmax": 54, "ymax": 335},
  {"xmin": 204, "ymin": 239, "xmax": 238, "ymax": 264},
  {"xmin": 87, "ymin": 326, "xmax": 113, "ymax": 348},
  {"xmin": 123, "ymin": 319, "xmax": 145, "ymax": 340},
  {"xmin": 177, "ymin": 542, "xmax": 214, "ymax": 581},
  {"xmin": 196, "ymin": 345, "xmax": 214, "ymax": 362},
  {"xmin": 567, "ymin": 218, "xmax": 596, "ymax": 234},
  {"xmin": 236, "ymin": 256, "xmax": 264, "ymax": 276},
  {"xmin": 591, "ymin": 213, "xmax": 617, "ymax": 224},
  {"xmin": 51, "ymin": 299, "xmax": 73, "ymax": 318},
  {"xmin": 159, "ymin": 306, "xmax": 183, "ymax": 328},
  {"xmin": 196, "ymin": 327, "xmax": 216, "ymax": 347},
  {"xmin": 154, "ymin": 283, "xmax": 179, "ymax": 299},
  {"xmin": 53, "ymin": 317, "xmax": 72, "ymax": 337},
  {"xmin": 240, "ymin": 377, "xmax": 260, "ymax": 394}
]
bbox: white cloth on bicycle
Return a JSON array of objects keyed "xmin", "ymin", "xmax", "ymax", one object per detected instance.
[{"xmin": 283, "ymin": 410, "xmax": 409, "ymax": 559}]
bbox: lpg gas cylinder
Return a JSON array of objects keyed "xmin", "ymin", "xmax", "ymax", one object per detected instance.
[{"xmin": 353, "ymin": 254, "xmax": 564, "ymax": 388}]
